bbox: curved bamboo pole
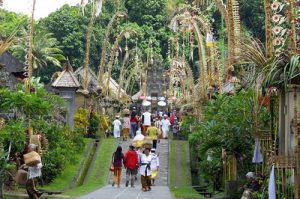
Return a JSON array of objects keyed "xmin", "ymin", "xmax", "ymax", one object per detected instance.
[
  {"xmin": 190, "ymin": 19, "xmax": 208, "ymax": 100},
  {"xmin": 169, "ymin": 58, "xmax": 196, "ymax": 103},
  {"xmin": 83, "ymin": 0, "xmax": 99, "ymax": 92},
  {"xmin": 170, "ymin": 10, "xmax": 211, "ymax": 100},
  {"xmin": 98, "ymin": 11, "xmax": 127, "ymax": 84},
  {"xmin": 118, "ymin": 48, "xmax": 144, "ymax": 98},
  {"xmin": 104, "ymin": 29, "xmax": 137, "ymax": 96}
]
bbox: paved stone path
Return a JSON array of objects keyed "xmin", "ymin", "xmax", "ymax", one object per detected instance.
[{"xmin": 79, "ymin": 139, "xmax": 172, "ymax": 199}]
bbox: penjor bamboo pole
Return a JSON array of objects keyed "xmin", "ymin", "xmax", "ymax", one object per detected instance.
[
  {"xmin": 83, "ymin": 0, "xmax": 98, "ymax": 92},
  {"xmin": 98, "ymin": 12, "xmax": 127, "ymax": 84},
  {"xmin": 26, "ymin": 0, "xmax": 36, "ymax": 94},
  {"xmin": 288, "ymin": 0, "xmax": 297, "ymax": 54},
  {"xmin": 264, "ymin": 0, "xmax": 273, "ymax": 58}
]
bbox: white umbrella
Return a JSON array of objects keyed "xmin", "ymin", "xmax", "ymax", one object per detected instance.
[
  {"xmin": 158, "ymin": 96, "xmax": 165, "ymax": 101},
  {"xmin": 158, "ymin": 101, "xmax": 166, "ymax": 106},
  {"xmin": 252, "ymin": 138, "xmax": 263, "ymax": 163},
  {"xmin": 268, "ymin": 165, "xmax": 276, "ymax": 199},
  {"xmin": 142, "ymin": 100, "xmax": 151, "ymax": 106}
]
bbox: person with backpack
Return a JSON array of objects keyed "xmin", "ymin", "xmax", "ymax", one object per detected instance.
[{"xmin": 124, "ymin": 145, "xmax": 139, "ymax": 187}]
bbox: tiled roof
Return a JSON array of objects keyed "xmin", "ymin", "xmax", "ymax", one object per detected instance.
[{"xmin": 52, "ymin": 66, "xmax": 80, "ymax": 88}]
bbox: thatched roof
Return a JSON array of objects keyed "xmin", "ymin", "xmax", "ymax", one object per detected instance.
[
  {"xmin": 52, "ymin": 63, "xmax": 80, "ymax": 88},
  {"xmin": 74, "ymin": 67, "xmax": 128, "ymax": 98},
  {"xmin": 74, "ymin": 67, "xmax": 99, "ymax": 93}
]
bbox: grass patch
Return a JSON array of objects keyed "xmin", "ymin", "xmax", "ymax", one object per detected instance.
[
  {"xmin": 77, "ymin": 143, "xmax": 96, "ymax": 186},
  {"xmin": 43, "ymin": 138, "xmax": 91, "ymax": 191},
  {"xmin": 171, "ymin": 186, "xmax": 204, "ymax": 199},
  {"xmin": 66, "ymin": 138, "xmax": 116, "ymax": 196},
  {"xmin": 169, "ymin": 140, "xmax": 204, "ymax": 199},
  {"xmin": 170, "ymin": 140, "xmax": 176, "ymax": 187}
]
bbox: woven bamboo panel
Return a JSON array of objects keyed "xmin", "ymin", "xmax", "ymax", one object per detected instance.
[{"xmin": 270, "ymin": 155, "xmax": 296, "ymax": 169}]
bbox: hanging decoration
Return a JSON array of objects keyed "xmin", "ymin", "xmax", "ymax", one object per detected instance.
[
  {"xmin": 268, "ymin": 165, "xmax": 276, "ymax": 199},
  {"xmin": 172, "ymin": 20, "xmax": 178, "ymax": 32},
  {"xmin": 271, "ymin": 0, "xmax": 288, "ymax": 57},
  {"xmin": 95, "ymin": 0, "xmax": 103, "ymax": 17},
  {"xmin": 189, "ymin": 32, "xmax": 194, "ymax": 61},
  {"xmin": 24, "ymin": 0, "xmax": 36, "ymax": 94},
  {"xmin": 252, "ymin": 138, "xmax": 263, "ymax": 163},
  {"xmin": 296, "ymin": 1, "xmax": 300, "ymax": 53}
]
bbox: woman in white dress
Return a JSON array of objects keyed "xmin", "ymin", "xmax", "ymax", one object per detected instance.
[
  {"xmin": 112, "ymin": 116, "xmax": 122, "ymax": 138},
  {"xmin": 139, "ymin": 148, "xmax": 152, "ymax": 191},
  {"xmin": 160, "ymin": 115, "xmax": 171, "ymax": 139}
]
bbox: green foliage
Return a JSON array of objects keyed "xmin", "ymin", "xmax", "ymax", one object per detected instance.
[
  {"xmin": 125, "ymin": 0, "xmax": 167, "ymax": 28},
  {"xmin": 0, "ymin": 120, "xmax": 26, "ymax": 153},
  {"xmin": 42, "ymin": 139, "xmax": 90, "ymax": 191},
  {"xmin": 0, "ymin": 9, "xmax": 28, "ymax": 38},
  {"xmin": 31, "ymin": 119, "xmax": 84, "ymax": 183},
  {"xmin": 0, "ymin": 86, "xmax": 64, "ymax": 117},
  {"xmin": 87, "ymin": 112, "xmax": 101, "ymax": 138},
  {"xmin": 188, "ymin": 90, "xmax": 270, "ymax": 182},
  {"xmin": 0, "ymin": 87, "xmax": 82, "ymax": 184},
  {"xmin": 76, "ymin": 143, "xmax": 95, "ymax": 186},
  {"xmin": 171, "ymin": 187, "xmax": 204, "ymax": 199},
  {"xmin": 74, "ymin": 108, "xmax": 89, "ymax": 133},
  {"xmin": 180, "ymin": 114, "xmax": 197, "ymax": 138},
  {"xmin": 37, "ymin": 4, "xmax": 104, "ymax": 71},
  {"xmin": 11, "ymin": 29, "xmax": 65, "ymax": 69},
  {"xmin": 170, "ymin": 140, "xmax": 203, "ymax": 199},
  {"xmin": 67, "ymin": 138, "xmax": 116, "ymax": 196}
]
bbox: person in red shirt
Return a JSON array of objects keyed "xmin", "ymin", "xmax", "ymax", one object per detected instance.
[{"xmin": 124, "ymin": 145, "xmax": 139, "ymax": 187}]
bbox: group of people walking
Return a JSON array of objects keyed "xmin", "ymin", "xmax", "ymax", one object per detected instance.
[
  {"xmin": 112, "ymin": 108, "xmax": 179, "ymax": 140},
  {"xmin": 109, "ymin": 108, "xmax": 181, "ymax": 191},
  {"xmin": 111, "ymin": 145, "xmax": 160, "ymax": 192}
]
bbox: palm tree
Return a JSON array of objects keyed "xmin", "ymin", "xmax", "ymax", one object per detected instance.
[
  {"xmin": 0, "ymin": 34, "xmax": 15, "ymax": 56},
  {"xmin": 11, "ymin": 30, "xmax": 65, "ymax": 69}
]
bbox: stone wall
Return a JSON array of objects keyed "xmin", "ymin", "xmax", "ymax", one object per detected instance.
[{"xmin": 0, "ymin": 66, "xmax": 15, "ymax": 89}]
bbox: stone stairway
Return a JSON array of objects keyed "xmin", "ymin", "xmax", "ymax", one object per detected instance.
[{"xmin": 79, "ymin": 139, "xmax": 172, "ymax": 199}]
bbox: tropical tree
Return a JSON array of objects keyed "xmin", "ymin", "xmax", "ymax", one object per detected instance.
[
  {"xmin": 11, "ymin": 30, "xmax": 65, "ymax": 69},
  {"xmin": 0, "ymin": 33, "xmax": 15, "ymax": 56}
]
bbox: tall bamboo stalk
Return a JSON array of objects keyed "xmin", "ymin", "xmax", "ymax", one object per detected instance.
[
  {"xmin": 264, "ymin": 0, "xmax": 273, "ymax": 58},
  {"xmin": 83, "ymin": 0, "xmax": 98, "ymax": 92},
  {"xmin": 192, "ymin": 19, "xmax": 207, "ymax": 101},
  {"xmin": 288, "ymin": 0, "xmax": 297, "ymax": 54},
  {"xmin": 98, "ymin": 12, "xmax": 127, "ymax": 84},
  {"xmin": 104, "ymin": 30, "xmax": 136, "ymax": 96},
  {"xmin": 26, "ymin": 0, "xmax": 36, "ymax": 94}
]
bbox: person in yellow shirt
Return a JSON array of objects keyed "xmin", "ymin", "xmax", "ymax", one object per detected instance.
[{"xmin": 146, "ymin": 122, "xmax": 159, "ymax": 149}]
